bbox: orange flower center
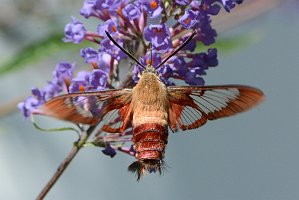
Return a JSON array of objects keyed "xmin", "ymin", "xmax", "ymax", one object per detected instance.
[
  {"xmin": 112, "ymin": 25, "xmax": 117, "ymax": 32},
  {"xmin": 91, "ymin": 62, "xmax": 99, "ymax": 69},
  {"xmin": 146, "ymin": 59, "xmax": 151, "ymax": 65},
  {"xmin": 184, "ymin": 17, "xmax": 191, "ymax": 25},
  {"xmin": 64, "ymin": 78, "xmax": 71, "ymax": 88},
  {"xmin": 79, "ymin": 85, "xmax": 85, "ymax": 92},
  {"xmin": 150, "ymin": 1, "xmax": 158, "ymax": 9}
]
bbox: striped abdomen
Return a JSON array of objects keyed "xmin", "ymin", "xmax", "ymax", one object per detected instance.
[
  {"xmin": 128, "ymin": 123, "xmax": 168, "ymax": 180},
  {"xmin": 133, "ymin": 123, "xmax": 168, "ymax": 160}
]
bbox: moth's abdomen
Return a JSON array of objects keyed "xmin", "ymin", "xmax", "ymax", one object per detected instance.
[
  {"xmin": 129, "ymin": 123, "xmax": 168, "ymax": 180},
  {"xmin": 133, "ymin": 123, "xmax": 168, "ymax": 160}
]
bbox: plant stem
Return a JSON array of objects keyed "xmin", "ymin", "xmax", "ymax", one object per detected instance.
[{"xmin": 36, "ymin": 126, "xmax": 96, "ymax": 200}]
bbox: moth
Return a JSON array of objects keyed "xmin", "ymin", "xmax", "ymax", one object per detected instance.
[{"xmin": 38, "ymin": 31, "xmax": 264, "ymax": 180}]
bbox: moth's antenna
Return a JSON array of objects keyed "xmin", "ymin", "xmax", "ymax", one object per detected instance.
[
  {"xmin": 156, "ymin": 30, "xmax": 197, "ymax": 69},
  {"xmin": 105, "ymin": 31, "xmax": 146, "ymax": 69}
]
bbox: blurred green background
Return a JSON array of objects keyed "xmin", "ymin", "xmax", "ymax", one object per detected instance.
[{"xmin": 0, "ymin": 0, "xmax": 298, "ymax": 199}]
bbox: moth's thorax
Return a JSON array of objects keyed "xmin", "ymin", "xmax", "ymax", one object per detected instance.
[{"xmin": 131, "ymin": 70, "xmax": 169, "ymax": 126}]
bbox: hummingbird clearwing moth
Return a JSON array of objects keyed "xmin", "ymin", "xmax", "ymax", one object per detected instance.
[{"xmin": 38, "ymin": 31, "xmax": 264, "ymax": 180}]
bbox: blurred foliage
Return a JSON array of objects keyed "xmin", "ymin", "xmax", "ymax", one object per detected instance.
[
  {"xmin": 196, "ymin": 34, "xmax": 258, "ymax": 54},
  {"xmin": 0, "ymin": 32, "xmax": 83, "ymax": 76}
]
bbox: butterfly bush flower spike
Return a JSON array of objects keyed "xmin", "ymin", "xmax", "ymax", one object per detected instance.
[
  {"xmin": 19, "ymin": 0, "xmax": 244, "ymax": 158},
  {"xmin": 122, "ymin": 3, "xmax": 141, "ymax": 20},
  {"xmin": 63, "ymin": 17, "xmax": 86, "ymax": 44},
  {"xmin": 142, "ymin": 0, "xmax": 163, "ymax": 18}
]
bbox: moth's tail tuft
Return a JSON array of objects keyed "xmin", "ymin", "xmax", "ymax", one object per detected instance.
[{"xmin": 128, "ymin": 159, "xmax": 166, "ymax": 181}]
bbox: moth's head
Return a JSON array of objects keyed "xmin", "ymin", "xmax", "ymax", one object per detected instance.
[
  {"xmin": 143, "ymin": 64, "xmax": 158, "ymax": 74},
  {"xmin": 128, "ymin": 159, "xmax": 165, "ymax": 181}
]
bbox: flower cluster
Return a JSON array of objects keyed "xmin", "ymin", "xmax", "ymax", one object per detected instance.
[{"xmin": 19, "ymin": 0, "xmax": 243, "ymax": 157}]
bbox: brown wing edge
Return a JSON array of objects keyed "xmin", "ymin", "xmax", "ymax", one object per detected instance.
[
  {"xmin": 36, "ymin": 89, "xmax": 133, "ymax": 126},
  {"xmin": 167, "ymin": 85, "xmax": 265, "ymax": 132}
]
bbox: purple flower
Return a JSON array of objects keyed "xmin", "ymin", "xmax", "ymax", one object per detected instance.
[
  {"xmin": 188, "ymin": 48, "xmax": 218, "ymax": 69},
  {"xmin": 141, "ymin": 0, "xmax": 163, "ymax": 18},
  {"xmin": 31, "ymin": 88, "xmax": 44, "ymax": 103},
  {"xmin": 144, "ymin": 24, "xmax": 172, "ymax": 53},
  {"xmin": 89, "ymin": 69, "xmax": 108, "ymax": 90},
  {"xmin": 18, "ymin": 97, "xmax": 40, "ymax": 118},
  {"xmin": 98, "ymin": 51, "xmax": 112, "ymax": 74},
  {"xmin": 97, "ymin": 19, "xmax": 118, "ymax": 36},
  {"xmin": 185, "ymin": 67, "xmax": 205, "ymax": 85},
  {"xmin": 80, "ymin": 0, "xmax": 97, "ymax": 18},
  {"xmin": 155, "ymin": 39, "xmax": 172, "ymax": 53},
  {"xmin": 158, "ymin": 64, "xmax": 174, "ymax": 84},
  {"xmin": 133, "ymin": 64, "xmax": 141, "ymax": 83},
  {"xmin": 94, "ymin": 2, "xmax": 111, "ymax": 19},
  {"xmin": 175, "ymin": 0, "xmax": 191, "ymax": 6},
  {"xmin": 80, "ymin": 0, "xmax": 129, "ymax": 19},
  {"xmin": 80, "ymin": 0, "xmax": 118, "ymax": 19},
  {"xmin": 168, "ymin": 56, "xmax": 188, "ymax": 78},
  {"xmin": 75, "ymin": 71, "xmax": 91, "ymax": 82},
  {"xmin": 200, "ymin": 0, "xmax": 221, "ymax": 15},
  {"xmin": 69, "ymin": 81, "xmax": 89, "ymax": 93},
  {"xmin": 42, "ymin": 62, "xmax": 74, "ymax": 99},
  {"xmin": 18, "ymin": 86, "xmax": 52, "ymax": 118},
  {"xmin": 80, "ymin": 48, "xmax": 112, "ymax": 73},
  {"xmin": 182, "ymin": 37, "xmax": 196, "ymax": 52},
  {"xmin": 81, "ymin": 47, "xmax": 99, "ymax": 63},
  {"xmin": 69, "ymin": 71, "xmax": 91, "ymax": 93},
  {"xmin": 63, "ymin": 17, "xmax": 86, "ymax": 44},
  {"xmin": 181, "ymin": 48, "xmax": 218, "ymax": 86},
  {"xmin": 200, "ymin": 26, "xmax": 217, "ymax": 45},
  {"xmin": 179, "ymin": 9, "xmax": 198, "ymax": 29},
  {"xmin": 122, "ymin": 3, "xmax": 141, "ymax": 20},
  {"xmin": 99, "ymin": 0, "xmax": 125, "ymax": 12},
  {"xmin": 43, "ymin": 81, "xmax": 62, "ymax": 100},
  {"xmin": 102, "ymin": 143, "xmax": 117, "ymax": 158},
  {"xmin": 142, "ymin": 51, "xmax": 161, "ymax": 68},
  {"xmin": 205, "ymin": 48, "xmax": 218, "ymax": 66},
  {"xmin": 100, "ymin": 38, "xmax": 126, "ymax": 61},
  {"xmin": 133, "ymin": 51, "xmax": 161, "ymax": 82},
  {"xmin": 43, "ymin": 62, "xmax": 76, "ymax": 100},
  {"xmin": 194, "ymin": 14, "xmax": 217, "ymax": 45},
  {"xmin": 220, "ymin": 0, "xmax": 243, "ymax": 12},
  {"xmin": 53, "ymin": 62, "xmax": 75, "ymax": 83}
]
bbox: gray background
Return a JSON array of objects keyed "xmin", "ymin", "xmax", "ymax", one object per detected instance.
[{"xmin": 0, "ymin": 1, "xmax": 298, "ymax": 199}]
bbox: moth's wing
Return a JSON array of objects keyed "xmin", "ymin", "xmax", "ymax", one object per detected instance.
[
  {"xmin": 39, "ymin": 89, "xmax": 133, "ymax": 132},
  {"xmin": 167, "ymin": 85, "xmax": 264, "ymax": 131}
]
